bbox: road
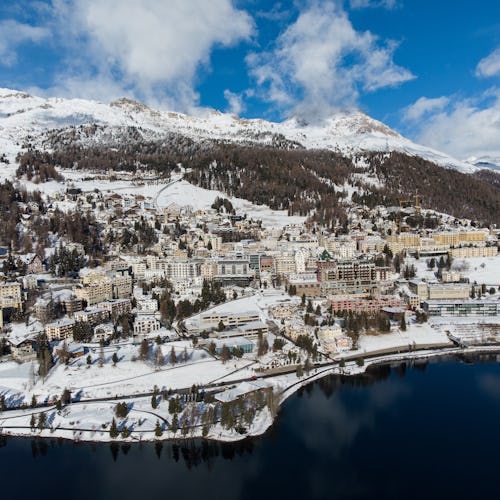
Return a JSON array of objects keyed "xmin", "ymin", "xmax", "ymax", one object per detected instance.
[{"xmin": 153, "ymin": 174, "xmax": 183, "ymax": 211}]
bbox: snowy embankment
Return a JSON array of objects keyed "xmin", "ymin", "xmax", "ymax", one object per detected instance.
[{"xmin": 0, "ymin": 320, "xmax": 493, "ymax": 444}]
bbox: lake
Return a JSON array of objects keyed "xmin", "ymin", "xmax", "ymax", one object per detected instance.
[{"xmin": 2, "ymin": 353, "xmax": 500, "ymax": 500}]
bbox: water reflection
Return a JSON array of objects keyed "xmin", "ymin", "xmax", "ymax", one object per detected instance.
[{"xmin": 2, "ymin": 356, "xmax": 500, "ymax": 500}]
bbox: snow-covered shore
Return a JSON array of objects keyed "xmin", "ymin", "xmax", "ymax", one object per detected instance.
[{"xmin": 2, "ymin": 341, "xmax": 499, "ymax": 444}]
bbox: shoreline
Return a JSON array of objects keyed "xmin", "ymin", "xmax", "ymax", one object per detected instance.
[{"xmin": 2, "ymin": 343, "xmax": 500, "ymax": 445}]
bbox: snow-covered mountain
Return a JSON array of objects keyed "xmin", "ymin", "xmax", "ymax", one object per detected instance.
[
  {"xmin": 465, "ymin": 155, "xmax": 500, "ymax": 172},
  {"xmin": 0, "ymin": 88, "xmax": 477, "ymax": 173}
]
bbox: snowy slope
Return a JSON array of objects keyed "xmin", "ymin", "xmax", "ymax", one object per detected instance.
[
  {"xmin": 465, "ymin": 155, "xmax": 500, "ymax": 172},
  {"xmin": 0, "ymin": 87, "xmax": 476, "ymax": 173}
]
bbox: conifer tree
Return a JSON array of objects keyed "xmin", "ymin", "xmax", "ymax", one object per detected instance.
[
  {"xmin": 109, "ymin": 418, "xmax": 119, "ymax": 438},
  {"xmin": 139, "ymin": 339, "xmax": 150, "ymax": 361},
  {"xmin": 221, "ymin": 345, "xmax": 231, "ymax": 364},
  {"xmin": 98, "ymin": 342, "xmax": 105, "ymax": 368},
  {"xmin": 169, "ymin": 346, "xmax": 176, "ymax": 366},
  {"xmin": 400, "ymin": 315, "xmax": 407, "ymax": 331},
  {"xmin": 37, "ymin": 412, "xmax": 46, "ymax": 430},
  {"xmin": 171, "ymin": 413, "xmax": 179, "ymax": 434},
  {"xmin": 154, "ymin": 346, "xmax": 163, "ymax": 369},
  {"xmin": 154, "ymin": 420, "xmax": 163, "ymax": 437}
]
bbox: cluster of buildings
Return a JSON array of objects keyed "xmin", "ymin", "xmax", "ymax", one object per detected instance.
[{"xmin": 0, "ymin": 179, "xmax": 499, "ymax": 364}]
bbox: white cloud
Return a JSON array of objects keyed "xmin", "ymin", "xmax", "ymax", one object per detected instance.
[
  {"xmin": 408, "ymin": 89, "xmax": 500, "ymax": 160},
  {"xmin": 46, "ymin": 0, "xmax": 254, "ymax": 111},
  {"xmin": 0, "ymin": 19, "xmax": 49, "ymax": 66},
  {"xmin": 247, "ymin": 1, "xmax": 414, "ymax": 120},
  {"xmin": 476, "ymin": 47, "xmax": 500, "ymax": 78},
  {"xmin": 349, "ymin": 0, "xmax": 398, "ymax": 9},
  {"xmin": 223, "ymin": 89, "xmax": 245, "ymax": 116},
  {"xmin": 403, "ymin": 96, "xmax": 450, "ymax": 122}
]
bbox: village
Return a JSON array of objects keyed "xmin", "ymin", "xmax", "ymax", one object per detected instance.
[{"xmin": 0, "ymin": 168, "xmax": 499, "ymax": 442}]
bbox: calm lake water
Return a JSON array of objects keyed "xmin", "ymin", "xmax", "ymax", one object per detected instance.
[{"xmin": 2, "ymin": 354, "xmax": 500, "ymax": 500}]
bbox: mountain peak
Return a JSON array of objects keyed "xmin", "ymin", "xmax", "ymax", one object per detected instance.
[
  {"xmin": 0, "ymin": 87, "xmax": 480, "ymax": 174},
  {"xmin": 0, "ymin": 88, "xmax": 32, "ymax": 99},
  {"xmin": 110, "ymin": 97, "xmax": 154, "ymax": 114}
]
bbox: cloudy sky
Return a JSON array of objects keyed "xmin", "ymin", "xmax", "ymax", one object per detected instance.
[{"xmin": 0, "ymin": 0, "xmax": 499, "ymax": 160}]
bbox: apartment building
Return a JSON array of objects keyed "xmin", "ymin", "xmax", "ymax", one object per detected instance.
[
  {"xmin": 45, "ymin": 318, "xmax": 76, "ymax": 341},
  {"xmin": 0, "ymin": 282, "xmax": 22, "ymax": 309}
]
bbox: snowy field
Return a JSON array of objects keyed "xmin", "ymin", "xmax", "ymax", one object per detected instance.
[
  {"xmin": 155, "ymin": 179, "xmax": 306, "ymax": 229},
  {"xmin": 24, "ymin": 170, "xmax": 307, "ymax": 230},
  {"xmin": 412, "ymin": 255, "xmax": 500, "ymax": 285},
  {"xmin": 352, "ymin": 322, "xmax": 452, "ymax": 356},
  {"xmin": 0, "ymin": 340, "xmax": 260, "ymax": 404}
]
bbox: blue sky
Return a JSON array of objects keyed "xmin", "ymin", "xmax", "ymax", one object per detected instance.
[{"xmin": 0, "ymin": 0, "xmax": 500, "ymax": 159}]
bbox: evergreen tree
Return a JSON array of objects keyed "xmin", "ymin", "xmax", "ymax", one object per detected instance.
[
  {"xmin": 61, "ymin": 388, "xmax": 71, "ymax": 405},
  {"xmin": 30, "ymin": 413, "xmax": 36, "ymax": 429},
  {"xmin": 400, "ymin": 315, "xmax": 407, "ymax": 331},
  {"xmin": 220, "ymin": 345, "xmax": 231, "ymax": 364},
  {"xmin": 171, "ymin": 413, "xmax": 179, "ymax": 434},
  {"xmin": 151, "ymin": 395, "xmax": 158, "ymax": 409},
  {"xmin": 30, "ymin": 394, "xmax": 37, "ymax": 408},
  {"xmin": 257, "ymin": 332, "xmax": 269, "ymax": 357},
  {"xmin": 304, "ymin": 357, "xmax": 312, "ymax": 374},
  {"xmin": 112, "ymin": 352, "xmax": 119, "ymax": 366},
  {"xmin": 154, "ymin": 346, "xmax": 164, "ymax": 369},
  {"xmin": 109, "ymin": 418, "xmax": 119, "ymax": 438},
  {"xmin": 139, "ymin": 339, "xmax": 150, "ymax": 361},
  {"xmin": 98, "ymin": 342, "xmax": 105, "ymax": 368},
  {"xmin": 208, "ymin": 342, "xmax": 216, "ymax": 356},
  {"xmin": 37, "ymin": 412, "xmax": 46, "ymax": 430},
  {"xmin": 115, "ymin": 402, "xmax": 129, "ymax": 418},
  {"xmin": 155, "ymin": 420, "xmax": 163, "ymax": 437},
  {"xmin": 169, "ymin": 346, "xmax": 177, "ymax": 366}
]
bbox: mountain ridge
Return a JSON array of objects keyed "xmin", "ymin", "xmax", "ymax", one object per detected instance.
[{"xmin": 0, "ymin": 87, "xmax": 477, "ymax": 174}]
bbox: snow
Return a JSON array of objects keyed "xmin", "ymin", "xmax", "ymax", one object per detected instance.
[
  {"xmin": 451, "ymin": 257, "xmax": 500, "ymax": 285},
  {"xmin": 0, "ymin": 87, "xmax": 479, "ymax": 178},
  {"xmin": 351, "ymin": 322, "xmax": 452, "ymax": 357},
  {"xmin": 183, "ymin": 290, "xmax": 298, "ymax": 331},
  {"xmin": 411, "ymin": 255, "xmax": 500, "ymax": 286},
  {"xmin": 155, "ymin": 179, "xmax": 306, "ymax": 229}
]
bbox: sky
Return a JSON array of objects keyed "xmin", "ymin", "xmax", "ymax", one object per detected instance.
[{"xmin": 0, "ymin": 0, "xmax": 500, "ymax": 160}]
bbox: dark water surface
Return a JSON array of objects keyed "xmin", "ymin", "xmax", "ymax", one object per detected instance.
[{"xmin": 2, "ymin": 354, "xmax": 500, "ymax": 500}]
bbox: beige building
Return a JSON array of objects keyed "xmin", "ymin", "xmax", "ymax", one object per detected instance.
[
  {"xmin": 409, "ymin": 281, "xmax": 470, "ymax": 300},
  {"xmin": 432, "ymin": 230, "xmax": 488, "ymax": 246},
  {"xmin": 274, "ymin": 253, "xmax": 297, "ymax": 275},
  {"xmin": 0, "ymin": 282, "xmax": 22, "ymax": 309},
  {"xmin": 75, "ymin": 281, "xmax": 113, "ymax": 306},
  {"xmin": 75, "ymin": 273, "xmax": 131, "ymax": 306},
  {"xmin": 9, "ymin": 339, "xmax": 37, "ymax": 362},
  {"xmin": 317, "ymin": 324, "xmax": 343, "ymax": 342},
  {"xmin": 201, "ymin": 261, "xmax": 218, "ymax": 279},
  {"xmin": 408, "ymin": 280, "xmax": 429, "ymax": 299},
  {"xmin": 45, "ymin": 318, "xmax": 76, "ymax": 341},
  {"xmin": 428, "ymin": 284, "xmax": 470, "ymax": 300},
  {"xmin": 133, "ymin": 316, "xmax": 161, "ymax": 336},
  {"xmin": 450, "ymin": 246, "xmax": 498, "ymax": 258}
]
